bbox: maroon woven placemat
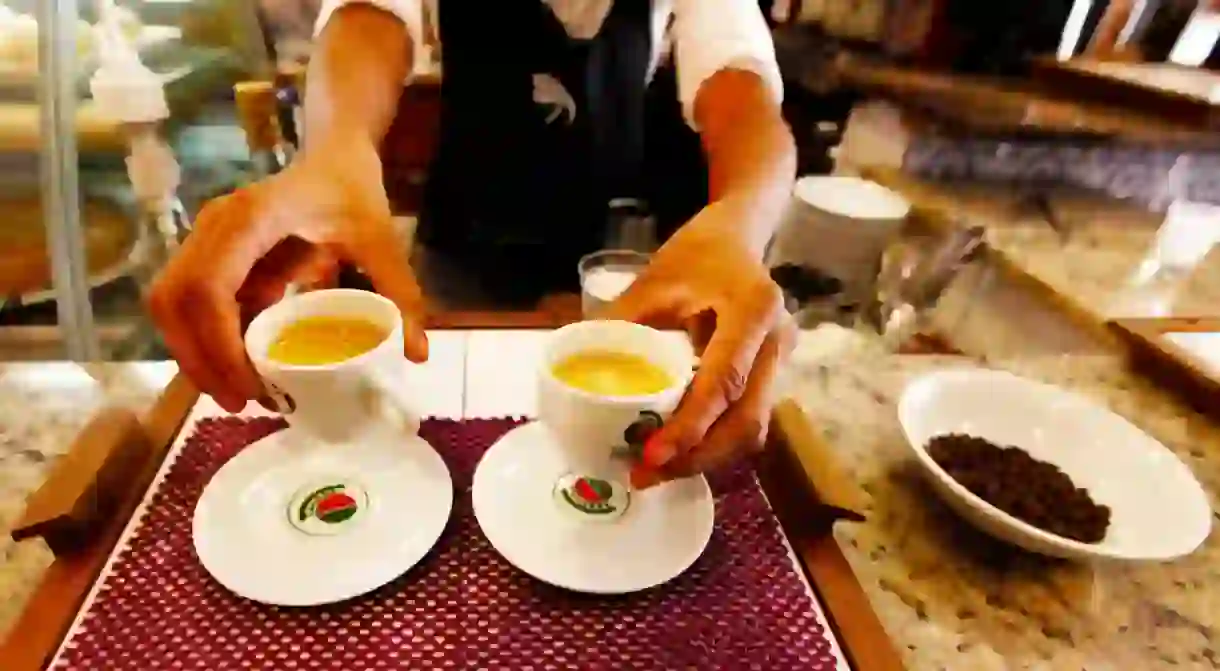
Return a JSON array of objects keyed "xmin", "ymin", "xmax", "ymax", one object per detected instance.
[{"xmin": 55, "ymin": 417, "xmax": 839, "ymax": 670}]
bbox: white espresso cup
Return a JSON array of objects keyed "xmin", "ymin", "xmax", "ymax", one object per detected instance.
[
  {"xmin": 766, "ymin": 175, "xmax": 910, "ymax": 308},
  {"xmin": 537, "ymin": 320, "xmax": 696, "ymax": 480},
  {"xmin": 244, "ymin": 289, "xmax": 422, "ymax": 443}
]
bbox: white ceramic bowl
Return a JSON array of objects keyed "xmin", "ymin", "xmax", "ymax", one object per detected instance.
[{"xmin": 897, "ymin": 368, "xmax": 1212, "ymax": 561}]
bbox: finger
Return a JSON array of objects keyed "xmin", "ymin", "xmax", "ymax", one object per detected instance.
[
  {"xmin": 637, "ymin": 320, "xmax": 792, "ymax": 486},
  {"xmin": 647, "ymin": 283, "xmax": 781, "ymax": 467},
  {"xmin": 338, "ymin": 219, "xmax": 429, "ymax": 362},
  {"xmin": 598, "ymin": 272, "xmax": 687, "ymax": 329},
  {"xmin": 666, "ymin": 324, "xmax": 790, "ymax": 478},
  {"xmin": 180, "ymin": 192, "xmax": 284, "ymax": 406},
  {"xmin": 148, "ymin": 269, "xmax": 245, "ymax": 412}
]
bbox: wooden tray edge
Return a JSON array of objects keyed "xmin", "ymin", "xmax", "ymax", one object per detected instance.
[
  {"xmin": 762, "ymin": 402, "xmax": 905, "ymax": 671},
  {"xmin": 1110, "ymin": 317, "xmax": 1220, "ymax": 420},
  {"xmin": 0, "ymin": 373, "xmax": 199, "ymax": 671}
]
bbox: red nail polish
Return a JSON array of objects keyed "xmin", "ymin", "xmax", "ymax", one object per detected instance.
[
  {"xmin": 630, "ymin": 464, "xmax": 660, "ymax": 490},
  {"xmin": 643, "ymin": 435, "xmax": 672, "ymax": 468}
]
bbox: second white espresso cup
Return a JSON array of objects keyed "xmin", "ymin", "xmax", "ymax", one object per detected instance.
[
  {"xmin": 243, "ymin": 289, "xmax": 423, "ymax": 443},
  {"xmin": 536, "ymin": 320, "xmax": 695, "ymax": 477}
]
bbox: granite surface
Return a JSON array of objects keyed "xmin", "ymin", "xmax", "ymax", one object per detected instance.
[
  {"xmin": 790, "ymin": 347, "xmax": 1220, "ymax": 671},
  {"xmin": 0, "ymin": 362, "xmax": 175, "ymax": 637},
  {"xmin": 2, "ymin": 345, "xmax": 1219, "ymax": 670},
  {"xmin": 873, "ymin": 174, "xmax": 1220, "ymax": 322}
]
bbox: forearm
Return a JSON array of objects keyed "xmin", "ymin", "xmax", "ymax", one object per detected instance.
[
  {"xmin": 303, "ymin": 4, "xmax": 413, "ymax": 148},
  {"xmin": 694, "ymin": 69, "xmax": 796, "ymax": 258}
]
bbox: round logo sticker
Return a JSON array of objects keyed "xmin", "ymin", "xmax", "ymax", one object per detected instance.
[
  {"xmin": 553, "ymin": 474, "xmax": 630, "ymax": 522},
  {"xmin": 287, "ymin": 481, "xmax": 369, "ymax": 536}
]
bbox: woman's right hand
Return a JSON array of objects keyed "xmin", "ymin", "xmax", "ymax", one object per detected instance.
[{"xmin": 148, "ymin": 133, "xmax": 429, "ymax": 413}]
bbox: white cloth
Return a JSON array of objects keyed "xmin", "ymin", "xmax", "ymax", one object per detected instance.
[{"xmin": 314, "ymin": 0, "xmax": 782, "ymax": 129}]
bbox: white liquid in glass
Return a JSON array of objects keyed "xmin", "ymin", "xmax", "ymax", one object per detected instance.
[{"xmin": 582, "ymin": 267, "xmax": 638, "ymax": 302}]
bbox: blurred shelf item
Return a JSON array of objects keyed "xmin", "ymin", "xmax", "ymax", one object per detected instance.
[
  {"xmin": 0, "ymin": 322, "xmax": 143, "ymax": 361},
  {"xmin": 0, "ymin": 25, "xmax": 183, "ymax": 93},
  {"xmin": 0, "ymin": 46, "xmax": 240, "ymax": 154},
  {"xmin": 0, "ymin": 194, "xmax": 140, "ymax": 304},
  {"xmin": 835, "ymin": 52, "xmax": 1220, "ymax": 143}
]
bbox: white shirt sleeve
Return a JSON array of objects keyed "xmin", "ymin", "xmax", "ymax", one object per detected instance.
[
  {"xmin": 671, "ymin": 0, "xmax": 784, "ymax": 130},
  {"xmin": 314, "ymin": 0, "xmax": 426, "ymax": 71}
]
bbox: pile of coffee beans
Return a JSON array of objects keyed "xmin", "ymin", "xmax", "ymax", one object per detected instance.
[{"xmin": 926, "ymin": 433, "xmax": 1111, "ymax": 544}]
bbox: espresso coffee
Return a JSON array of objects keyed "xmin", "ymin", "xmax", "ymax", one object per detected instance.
[
  {"xmin": 267, "ymin": 316, "xmax": 387, "ymax": 366},
  {"xmin": 552, "ymin": 350, "xmax": 672, "ymax": 396}
]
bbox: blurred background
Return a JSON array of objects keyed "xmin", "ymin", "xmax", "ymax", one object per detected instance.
[{"xmin": 5, "ymin": 0, "xmax": 1220, "ymax": 361}]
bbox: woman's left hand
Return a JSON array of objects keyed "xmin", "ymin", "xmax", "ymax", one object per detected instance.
[{"xmin": 602, "ymin": 200, "xmax": 797, "ymax": 488}]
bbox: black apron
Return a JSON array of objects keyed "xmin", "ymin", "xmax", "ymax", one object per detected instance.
[{"xmin": 415, "ymin": 0, "xmax": 707, "ymax": 302}]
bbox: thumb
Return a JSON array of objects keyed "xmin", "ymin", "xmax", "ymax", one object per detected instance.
[{"xmin": 337, "ymin": 222, "xmax": 430, "ymax": 363}]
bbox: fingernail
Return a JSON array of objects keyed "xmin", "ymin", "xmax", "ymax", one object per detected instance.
[
  {"xmin": 643, "ymin": 435, "xmax": 675, "ymax": 468},
  {"xmin": 406, "ymin": 330, "xmax": 430, "ymax": 362},
  {"xmin": 630, "ymin": 464, "xmax": 663, "ymax": 490},
  {"xmin": 218, "ymin": 395, "xmax": 247, "ymax": 414}
]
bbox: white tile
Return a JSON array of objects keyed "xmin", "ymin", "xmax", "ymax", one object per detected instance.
[
  {"xmin": 464, "ymin": 330, "xmax": 549, "ymax": 418},
  {"xmin": 410, "ymin": 330, "xmax": 467, "ymax": 420}
]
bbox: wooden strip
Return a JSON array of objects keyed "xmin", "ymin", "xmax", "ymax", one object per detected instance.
[
  {"xmin": 760, "ymin": 401, "xmax": 904, "ymax": 671},
  {"xmin": 0, "ymin": 374, "xmax": 199, "ymax": 671},
  {"xmin": 802, "ymin": 534, "xmax": 904, "ymax": 671},
  {"xmin": 771, "ymin": 400, "xmax": 867, "ymax": 522},
  {"xmin": 11, "ymin": 409, "xmax": 150, "ymax": 556},
  {"xmin": 1031, "ymin": 57, "xmax": 1220, "ymax": 129},
  {"xmin": 1111, "ymin": 317, "xmax": 1220, "ymax": 421}
]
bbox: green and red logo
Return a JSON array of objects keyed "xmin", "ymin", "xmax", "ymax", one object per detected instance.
[
  {"xmin": 298, "ymin": 484, "xmax": 360, "ymax": 524},
  {"xmin": 561, "ymin": 477, "xmax": 617, "ymax": 515}
]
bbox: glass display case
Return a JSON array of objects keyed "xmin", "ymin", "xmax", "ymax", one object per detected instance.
[{"xmin": 0, "ymin": 0, "xmax": 289, "ymax": 360}]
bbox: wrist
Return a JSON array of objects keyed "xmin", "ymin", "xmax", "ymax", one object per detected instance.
[
  {"xmin": 303, "ymin": 125, "xmax": 381, "ymax": 157},
  {"xmin": 702, "ymin": 193, "xmax": 783, "ymax": 261},
  {"xmin": 678, "ymin": 197, "xmax": 770, "ymax": 261}
]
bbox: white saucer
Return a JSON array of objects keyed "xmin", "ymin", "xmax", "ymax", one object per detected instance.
[
  {"xmin": 472, "ymin": 421, "xmax": 714, "ymax": 594},
  {"xmin": 193, "ymin": 423, "xmax": 453, "ymax": 606}
]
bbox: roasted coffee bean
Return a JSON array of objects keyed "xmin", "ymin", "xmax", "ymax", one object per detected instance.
[{"xmin": 926, "ymin": 433, "xmax": 1111, "ymax": 544}]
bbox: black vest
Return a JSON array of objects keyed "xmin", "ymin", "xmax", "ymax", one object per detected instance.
[{"xmin": 416, "ymin": 0, "xmax": 707, "ymax": 295}]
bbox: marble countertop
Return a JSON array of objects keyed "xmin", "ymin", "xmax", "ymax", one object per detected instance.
[
  {"xmin": 873, "ymin": 173, "xmax": 1220, "ymax": 323},
  {"xmin": 792, "ymin": 348, "xmax": 1220, "ymax": 670},
  {"xmin": 3, "ymin": 343, "xmax": 1219, "ymax": 669},
  {"xmin": 0, "ymin": 362, "xmax": 176, "ymax": 637}
]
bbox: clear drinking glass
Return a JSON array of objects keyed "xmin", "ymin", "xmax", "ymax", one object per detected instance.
[
  {"xmin": 578, "ymin": 250, "xmax": 652, "ymax": 318},
  {"xmin": 604, "ymin": 198, "xmax": 658, "ymax": 253},
  {"xmin": 865, "ymin": 227, "xmax": 988, "ymax": 351}
]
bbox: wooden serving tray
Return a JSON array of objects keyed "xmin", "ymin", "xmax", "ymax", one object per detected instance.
[
  {"xmin": 1111, "ymin": 317, "xmax": 1220, "ymax": 421},
  {"xmin": 1, "ymin": 304, "xmax": 946, "ymax": 671}
]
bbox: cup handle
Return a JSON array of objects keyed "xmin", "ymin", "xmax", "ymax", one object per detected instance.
[{"xmin": 362, "ymin": 361, "xmax": 423, "ymax": 436}]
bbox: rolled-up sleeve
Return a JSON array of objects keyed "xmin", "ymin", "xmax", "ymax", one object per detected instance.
[
  {"xmin": 671, "ymin": 0, "xmax": 784, "ymax": 129},
  {"xmin": 314, "ymin": 0, "xmax": 425, "ymax": 67}
]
